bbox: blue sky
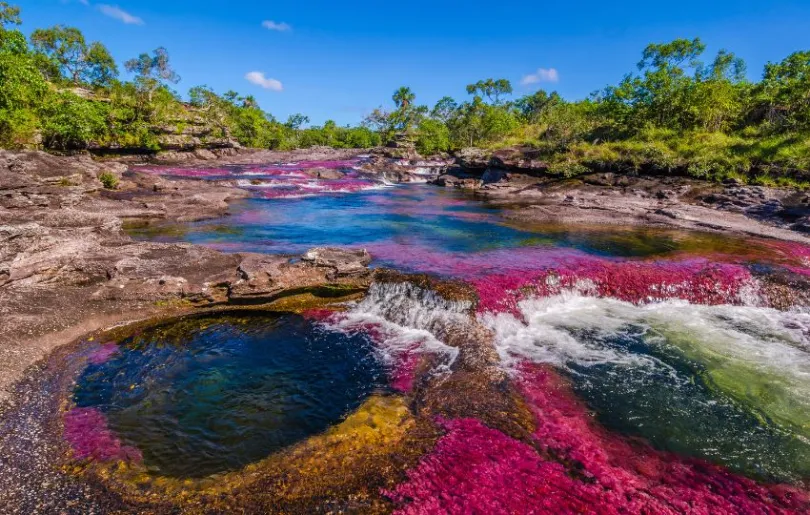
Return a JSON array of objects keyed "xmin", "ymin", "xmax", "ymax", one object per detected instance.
[{"xmin": 19, "ymin": 0, "xmax": 810, "ymax": 125}]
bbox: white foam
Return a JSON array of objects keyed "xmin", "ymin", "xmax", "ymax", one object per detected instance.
[
  {"xmin": 325, "ymin": 281, "xmax": 464, "ymax": 370},
  {"xmin": 481, "ymin": 293, "xmax": 810, "ymax": 403}
]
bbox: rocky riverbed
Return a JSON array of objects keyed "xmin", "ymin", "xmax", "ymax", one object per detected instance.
[{"xmin": 4, "ymin": 146, "xmax": 810, "ymax": 513}]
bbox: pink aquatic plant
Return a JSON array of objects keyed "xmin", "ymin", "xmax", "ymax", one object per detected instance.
[
  {"xmin": 388, "ymin": 347, "xmax": 422, "ymax": 393},
  {"xmin": 301, "ymin": 308, "xmax": 339, "ymax": 322},
  {"xmin": 63, "ymin": 407, "xmax": 142, "ymax": 463},
  {"xmin": 86, "ymin": 342, "xmax": 119, "ymax": 365},
  {"xmin": 361, "ymin": 244, "xmax": 759, "ymax": 314},
  {"xmin": 385, "ymin": 365, "xmax": 809, "ymax": 514},
  {"xmin": 471, "ymin": 258, "xmax": 757, "ymax": 315},
  {"xmin": 137, "ymin": 159, "xmax": 361, "ymax": 179},
  {"xmin": 252, "ymin": 177, "xmax": 384, "ymax": 199}
]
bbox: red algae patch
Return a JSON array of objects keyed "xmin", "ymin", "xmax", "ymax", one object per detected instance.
[
  {"xmin": 364, "ymin": 244, "xmax": 763, "ymax": 314},
  {"xmin": 518, "ymin": 364, "xmax": 808, "ymax": 514},
  {"xmin": 63, "ymin": 407, "xmax": 142, "ymax": 463},
  {"xmin": 472, "ymin": 258, "xmax": 757, "ymax": 315},
  {"xmin": 385, "ymin": 417, "xmax": 603, "ymax": 514},
  {"xmin": 86, "ymin": 342, "xmax": 119, "ymax": 365},
  {"xmin": 386, "ymin": 365, "xmax": 810, "ymax": 514}
]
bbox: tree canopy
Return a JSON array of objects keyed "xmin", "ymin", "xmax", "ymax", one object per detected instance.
[
  {"xmin": 3, "ymin": 1, "xmax": 810, "ymax": 185},
  {"xmin": 30, "ymin": 25, "xmax": 117, "ymax": 86}
]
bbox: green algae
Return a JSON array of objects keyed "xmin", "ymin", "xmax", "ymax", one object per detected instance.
[{"xmin": 653, "ymin": 325, "xmax": 810, "ymax": 438}]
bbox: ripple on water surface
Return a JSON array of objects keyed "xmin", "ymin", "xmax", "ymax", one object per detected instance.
[{"xmin": 71, "ymin": 313, "xmax": 387, "ymax": 478}]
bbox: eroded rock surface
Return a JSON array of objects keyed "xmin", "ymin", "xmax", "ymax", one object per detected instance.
[{"xmin": 0, "ymin": 150, "xmax": 373, "ymax": 405}]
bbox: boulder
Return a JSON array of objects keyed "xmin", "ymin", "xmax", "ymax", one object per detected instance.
[
  {"xmin": 301, "ymin": 247, "xmax": 372, "ymax": 278},
  {"xmin": 228, "ymin": 249, "xmax": 372, "ymax": 302},
  {"xmin": 455, "ymin": 148, "xmax": 490, "ymax": 170}
]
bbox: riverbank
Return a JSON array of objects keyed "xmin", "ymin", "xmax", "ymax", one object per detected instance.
[{"xmin": 0, "ymin": 149, "xmax": 385, "ymax": 405}]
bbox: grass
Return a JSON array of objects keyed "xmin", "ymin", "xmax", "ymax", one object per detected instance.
[{"xmin": 496, "ymin": 127, "xmax": 810, "ymax": 188}]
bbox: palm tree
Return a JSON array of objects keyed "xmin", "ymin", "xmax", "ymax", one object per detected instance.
[{"xmin": 393, "ymin": 86, "xmax": 415, "ymax": 110}]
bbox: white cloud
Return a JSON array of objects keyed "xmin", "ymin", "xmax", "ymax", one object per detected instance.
[
  {"xmin": 520, "ymin": 68, "xmax": 560, "ymax": 85},
  {"xmin": 245, "ymin": 71, "xmax": 283, "ymax": 91},
  {"xmin": 262, "ymin": 20, "xmax": 292, "ymax": 32},
  {"xmin": 97, "ymin": 4, "xmax": 144, "ymax": 25}
]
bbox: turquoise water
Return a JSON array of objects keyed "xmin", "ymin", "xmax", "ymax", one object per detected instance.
[{"xmin": 128, "ymin": 185, "xmax": 757, "ymax": 265}]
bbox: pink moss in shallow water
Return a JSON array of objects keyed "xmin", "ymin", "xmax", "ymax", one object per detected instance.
[
  {"xmin": 63, "ymin": 407, "xmax": 142, "ymax": 463},
  {"xmin": 138, "ymin": 159, "xmax": 362, "ymax": 179},
  {"xmin": 472, "ymin": 258, "xmax": 756, "ymax": 315},
  {"xmin": 361, "ymin": 244, "xmax": 758, "ymax": 314},
  {"xmin": 388, "ymin": 350, "xmax": 421, "ymax": 393},
  {"xmin": 386, "ymin": 365, "xmax": 809, "ymax": 514},
  {"xmin": 251, "ymin": 177, "xmax": 385, "ymax": 199},
  {"xmin": 86, "ymin": 342, "xmax": 119, "ymax": 365},
  {"xmin": 518, "ymin": 365, "xmax": 809, "ymax": 513}
]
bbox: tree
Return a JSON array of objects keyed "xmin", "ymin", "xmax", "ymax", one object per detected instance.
[
  {"xmin": 758, "ymin": 51, "xmax": 810, "ymax": 129},
  {"xmin": 0, "ymin": 2, "xmax": 20, "ymax": 27},
  {"xmin": 466, "ymin": 78, "xmax": 513, "ymax": 104},
  {"xmin": 597, "ymin": 38, "xmax": 709, "ymax": 132},
  {"xmin": 390, "ymin": 86, "xmax": 425, "ymax": 133},
  {"xmin": 285, "ymin": 113, "xmax": 310, "ymax": 130},
  {"xmin": 0, "ymin": 3, "xmax": 48, "ymax": 147},
  {"xmin": 125, "ymin": 47, "xmax": 180, "ymax": 102},
  {"xmin": 242, "ymin": 95, "xmax": 258, "ymax": 109},
  {"xmin": 0, "ymin": 50, "xmax": 47, "ymax": 147},
  {"xmin": 362, "ymin": 107, "xmax": 396, "ymax": 141},
  {"xmin": 687, "ymin": 50, "xmax": 747, "ymax": 131},
  {"xmin": 125, "ymin": 47, "xmax": 180, "ymax": 84},
  {"xmin": 431, "ymin": 96, "xmax": 458, "ymax": 123},
  {"xmin": 40, "ymin": 91, "xmax": 108, "ymax": 149},
  {"xmin": 30, "ymin": 25, "xmax": 118, "ymax": 86},
  {"xmin": 393, "ymin": 86, "xmax": 415, "ymax": 110},
  {"xmin": 638, "ymin": 38, "xmax": 706, "ymax": 73},
  {"xmin": 415, "ymin": 118, "xmax": 450, "ymax": 155},
  {"xmin": 515, "ymin": 90, "xmax": 563, "ymax": 123}
]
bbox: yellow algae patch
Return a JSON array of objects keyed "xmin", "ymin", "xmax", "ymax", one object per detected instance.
[
  {"xmin": 261, "ymin": 290, "xmax": 365, "ymax": 312},
  {"xmin": 70, "ymin": 396, "xmax": 439, "ymax": 513}
]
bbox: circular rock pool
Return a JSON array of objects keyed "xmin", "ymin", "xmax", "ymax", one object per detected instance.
[{"xmin": 70, "ymin": 312, "xmax": 386, "ymax": 478}]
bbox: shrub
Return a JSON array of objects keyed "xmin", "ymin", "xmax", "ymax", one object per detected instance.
[
  {"xmin": 98, "ymin": 170, "xmax": 118, "ymax": 189},
  {"xmin": 416, "ymin": 118, "xmax": 451, "ymax": 155}
]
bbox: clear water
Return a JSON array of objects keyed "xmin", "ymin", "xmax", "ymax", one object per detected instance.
[
  {"xmin": 127, "ymin": 184, "xmax": 768, "ymax": 267},
  {"xmin": 73, "ymin": 313, "xmax": 386, "ymax": 477}
]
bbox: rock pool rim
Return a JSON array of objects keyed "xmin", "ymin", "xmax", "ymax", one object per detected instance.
[{"xmin": 68, "ymin": 308, "xmax": 391, "ymax": 478}]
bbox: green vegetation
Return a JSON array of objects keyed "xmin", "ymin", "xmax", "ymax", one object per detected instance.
[
  {"xmin": 97, "ymin": 170, "xmax": 118, "ymax": 189},
  {"xmin": 0, "ymin": 4, "xmax": 377, "ymax": 153},
  {"xmin": 2, "ymin": 2, "xmax": 810, "ymax": 184},
  {"xmin": 361, "ymin": 38, "xmax": 810, "ymax": 185}
]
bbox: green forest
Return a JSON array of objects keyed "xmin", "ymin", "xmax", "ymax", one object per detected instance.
[{"xmin": 3, "ymin": 2, "xmax": 810, "ymax": 184}]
